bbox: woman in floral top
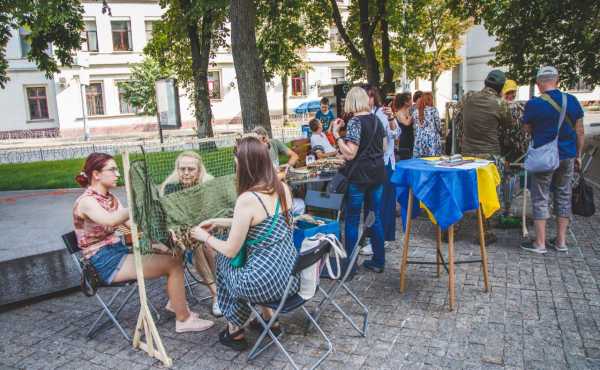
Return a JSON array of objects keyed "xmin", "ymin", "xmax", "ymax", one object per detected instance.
[{"xmin": 412, "ymin": 92, "xmax": 442, "ymax": 157}]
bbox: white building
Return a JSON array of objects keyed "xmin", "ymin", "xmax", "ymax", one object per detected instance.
[{"xmin": 0, "ymin": 2, "xmax": 598, "ymax": 139}]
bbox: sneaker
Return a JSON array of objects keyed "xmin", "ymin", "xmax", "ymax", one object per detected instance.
[
  {"xmin": 175, "ymin": 312, "xmax": 214, "ymax": 333},
  {"xmin": 212, "ymin": 299, "xmax": 224, "ymax": 317},
  {"xmin": 547, "ymin": 238, "xmax": 568, "ymax": 252},
  {"xmin": 359, "ymin": 243, "xmax": 373, "ymax": 256},
  {"xmin": 520, "ymin": 240, "xmax": 547, "ymax": 254}
]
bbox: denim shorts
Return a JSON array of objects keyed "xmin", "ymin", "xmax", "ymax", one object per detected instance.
[{"xmin": 89, "ymin": 241, "xmax": 131, "ymax": 284}]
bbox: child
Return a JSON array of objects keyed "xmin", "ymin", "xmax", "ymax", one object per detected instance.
[{"xmin": 315, "ymin": 97, "xmax": 336, "ymax": 145}]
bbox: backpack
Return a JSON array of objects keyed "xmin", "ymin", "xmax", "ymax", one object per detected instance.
[{"xmin": 297, "ymin": 233, "xmax": 346, "ymax": 300}]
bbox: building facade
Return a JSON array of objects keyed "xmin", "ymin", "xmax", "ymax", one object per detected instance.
[{"xmin": 0, "ymin": 2, "xmax": 598, "ymax": 139}]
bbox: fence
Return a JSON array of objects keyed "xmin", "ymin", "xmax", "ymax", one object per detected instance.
[{"xmin": 0, "ymin": 127, "xmax": 302, "ymax": 164}]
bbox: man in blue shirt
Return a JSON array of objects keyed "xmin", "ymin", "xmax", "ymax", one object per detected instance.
[{"xmin": 521, "ymin": 66, "xmax": 585, "ymax": 254}]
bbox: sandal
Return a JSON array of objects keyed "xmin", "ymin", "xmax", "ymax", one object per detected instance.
[
  {"xmin": 219, "ymin": 327, "xmax": 248, "ymax": 351},
  {"xmin": 249, "ymin": 315, "xmax": 282, "ymax": 336}
]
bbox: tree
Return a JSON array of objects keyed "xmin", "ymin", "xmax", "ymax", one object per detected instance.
[
  {"xmin": 0, "ymin": 0, "xmax": 84, "ymax": 88},
  {"xmin": 392, "ymin": 0, "xmax": 470, "ymax": 102},
  {"xmin": 256, "ymin": 0, "xmax": 327, "ymax": 121},
  {"xmin": 120, "ymin": 57, "xmax": 171, "ymax": 116},
  {"xmin": 451, "ymin": 0, "xmax": 600, "ymax": 93},
  {"xmin": 145, "ymin": 0, "xmax": 228, "ymax": 138},
  {"xmin": 230, "ymin": 0, "xmax": 271, "ymax": 134}
]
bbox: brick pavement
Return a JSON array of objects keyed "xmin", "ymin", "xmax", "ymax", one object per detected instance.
[{"xmin": 2, "ymin": 197, "xmax": 600, "ymax": 370}]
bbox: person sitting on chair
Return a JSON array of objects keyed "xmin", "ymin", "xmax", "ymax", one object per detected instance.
[
  {"xmin": 190, "ymin": 136, "xmax": 298, "ymax": 351},
  {"xmin": 160, "ymin": 151, "xmax": 222, "ymax": 317},
  {"xmin": 73, "ymin": 152, "xmax": 213, "ymax": 333},
  {"xmin": 309, "ymin": 118, "xmax": 337, "ymax": 159}
]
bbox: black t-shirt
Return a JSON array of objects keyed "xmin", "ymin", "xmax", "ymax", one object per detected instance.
[{"xmin": 341, "ymin": 114, "xmax": 385, "ymax": 189}]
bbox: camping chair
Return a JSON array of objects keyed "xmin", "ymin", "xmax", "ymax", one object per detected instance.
[
  {"xmin": 244, "ymin": 239, "xmax": 333, "ymax": 370},
  {"xmin": 182, "ymin": 250, "xmax": 213, "ymax": 305},
  {"xmin": 61, "ymin": 231, "xmax": 159, "ymax": 342},
  {"xmin": 307, "ymin": 212, "xmax": 375, "ymax": 337}
]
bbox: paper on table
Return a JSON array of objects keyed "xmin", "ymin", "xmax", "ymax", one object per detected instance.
[{"xmin": 443, "ymin": 160, "xmax": 491, "ymax": 170}]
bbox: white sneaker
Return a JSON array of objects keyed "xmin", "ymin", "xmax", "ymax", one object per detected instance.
[
  {"xmin": 359, "ymin": 243, "xmax": 373, "ymax": 256},
  {"xmin": 212, "ymin": 299, "xmax": 223, "ymax": 317},
  {"xmin": 175, "ymin": 312, "xmax": 214, "ymax": 333}
]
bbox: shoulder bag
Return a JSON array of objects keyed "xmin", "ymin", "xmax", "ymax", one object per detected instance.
[{"xmin": 524, "ymin": 93, "xmax": 566, "ymax": 173}]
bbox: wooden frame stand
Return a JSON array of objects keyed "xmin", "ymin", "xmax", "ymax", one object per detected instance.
[
  {"xmin": 399, "ymin": 188, "xmax": 490, "ymax": 311},
  {"xmin": 122, "ymin": 150, "xmax": 173, "ymax": 367}
]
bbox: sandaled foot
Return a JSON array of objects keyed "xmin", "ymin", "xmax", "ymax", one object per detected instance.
[
  {"xmin": 219, "ymin": 327, "xmax": 248, "ymax": 351},
  {"xmin": 211, "ymin": 299, "xmax": 224, "ymax": 317},
  {"xmin": 175, "ymin": 312, "xmax": 214, "ymax": 333},
  {"xmin": 249, "ymin": 315, "xmax": 281, "ymax": 336}
]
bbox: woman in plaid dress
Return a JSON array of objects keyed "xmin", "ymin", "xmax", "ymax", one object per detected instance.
[{"xmin": 191, "ymin": 136, "xmax": 298, "ymax": 351}]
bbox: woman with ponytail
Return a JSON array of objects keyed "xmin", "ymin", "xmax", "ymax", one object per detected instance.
[{"xmin": 73, "ymin": 153, "xmax": 214, "ymax": 333}]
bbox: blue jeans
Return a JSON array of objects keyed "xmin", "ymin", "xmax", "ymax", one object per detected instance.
[
  {"xmin": 345, "ymin": 183, "xmax": 385, "ymax": 268},
  {"xmin": 381, "ymin": 163, "xmax": 397, "ymax": 241}
]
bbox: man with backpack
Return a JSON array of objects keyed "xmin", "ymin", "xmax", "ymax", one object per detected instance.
[{"xmin": 521, "ymin": 66, "xmax": 585, "ymax": 254}]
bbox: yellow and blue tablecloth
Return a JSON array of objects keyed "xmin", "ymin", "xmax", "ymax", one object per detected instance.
[{"xmin": 391, "ymin": 158, "xmax": 500, "ymax": 230}]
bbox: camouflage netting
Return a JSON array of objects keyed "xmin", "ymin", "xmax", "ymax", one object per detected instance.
[{"xmin": 128, "ymin": 139, "xmax": 238, "ymax": 254}]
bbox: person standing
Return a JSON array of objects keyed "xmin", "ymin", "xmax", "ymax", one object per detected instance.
[
  {"xmin": 315, "ymin": 97, "xmax": 336, "ymax": 133},
  {"xmin": 331, "ymin": 87, "xmax": 386, "ymax": 273},
  {"xmin": 394, "ymin": 92, "xmax": 414, "ymax": 160},
  {"xmin": 412, "ymin": 92, "xmax": 442, "ymax": 157},
  {"xmin": 520, "ymin": 66, "xmax": 585, "ymax": 253}
]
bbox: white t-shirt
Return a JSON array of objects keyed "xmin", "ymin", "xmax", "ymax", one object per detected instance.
[{"xmin": 310, "ymin": 132, "xmax": 336, "ymax": 154}]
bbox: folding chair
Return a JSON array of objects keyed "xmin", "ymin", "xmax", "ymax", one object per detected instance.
[
  {"xmin": 182, "ymin": 250, "xmax": 213, "ymax": 305},
  {"xmin": 245, "ymin": 240, "xmax": 334, "ymax": 370},
  {"xmin": 304, "ymin": 190, "xmax": 344, "ymax": 222},
  {"xmin": 62, "ymin": 231, "xmax": 159, "ymax": 342},
  {"xmin": 307, "ymin": 212, "xmax": 375, "ymax": 337}
]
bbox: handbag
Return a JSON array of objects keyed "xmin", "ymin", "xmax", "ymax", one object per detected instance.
[
  {"xmin": 81, "ymin": 258, "xmax": 100, "ymax": 297},
  {"xmin": 524, "ymin": 93, "xmax": 567, "ymax": 173},
  {"xmin": 572, "ymin": 176, "xmax": 595, "ymax": 217},
  {"xmin": 297, "ymin": 233, "xmax": 346, "ymax": 300},
  {"xmin": 327, "ymin": 115, "xmax": 381, "ymax": 194}
]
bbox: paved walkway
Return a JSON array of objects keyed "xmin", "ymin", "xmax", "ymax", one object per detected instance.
[{"xmin": 1, "ymin": 194, "xmax": 600, "ymax": 369}]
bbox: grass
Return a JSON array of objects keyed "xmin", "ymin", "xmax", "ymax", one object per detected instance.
[{"xmin": 0, "ymin": 144, "xmax": 290, "ymax": 191}]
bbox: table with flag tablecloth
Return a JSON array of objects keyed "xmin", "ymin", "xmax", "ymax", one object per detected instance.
[{"xmin": 390, "ymin": 158, "xmax": 500, "ymax": 310}]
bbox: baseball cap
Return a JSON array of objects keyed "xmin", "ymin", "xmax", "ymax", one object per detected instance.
[
  {"xmin": 484, "ymin": 70, "xmax": 506, "ymax": 92},
  {"xmin": 536, "ymin": 66, "xmax": 558, "ymax": 80}
]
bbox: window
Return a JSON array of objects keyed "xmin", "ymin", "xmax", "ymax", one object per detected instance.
[
  {"xmin": 331, "ymin": 68, "xmax": 345, "ymax": 84},
  {"xmin": 117, "ymin": 82, "xmax": 136, "ymax": 114},
  {"xmin": 19, "ymin": 27, "xmax": 31, "ymax": 58},
  {"xmin": 82, "ymin": 20, "xmax": 98, "ymax": 52},
  {"xmin": 207, "ymin": 71, "xmax": 221, "ymax": 99},
  {"xmin": 111, "ymin": 20, "xmax": 132, "ymax": 51},
  {"xmin": 145, "ymin": 21, "xmax": 155, "ymax": 42},
  {"xmin": 329, "ymin": 26, "xmax": 342, "ymax": 51},
  {"xmin": 86, "ymin": 82, "xmax": 105, "ymax": 116},
  {"xmin": 26, "ymin": 87, "xmax": 49, "ymax": 120},
  {"xmin": 291, "ymin": 71, "xmax": 307, "ymax": 97}
]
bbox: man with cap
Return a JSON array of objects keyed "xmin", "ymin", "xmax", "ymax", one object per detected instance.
[
  {"xmin": 454, "ymin": 69, "xmax": 514, "ymax": 244},
  {"xmin": 520, "ymin": 66, "xmax": 585, "ymax": 254}
]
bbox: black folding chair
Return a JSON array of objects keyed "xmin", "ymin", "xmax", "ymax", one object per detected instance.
[
  {"xmin": 245, "ymin": 240, "xmax": 334, "ymax": 370},
  {"xmin": 62, "ymin": 231, "xmax": 159, "ymax": 342},
  {"xmin": 304, "ymin": 190, "xmax": 344, "ymax": 222},
  {"xmin": 307, "ymin": 212, "xmax": 375, "ymax": 337}
]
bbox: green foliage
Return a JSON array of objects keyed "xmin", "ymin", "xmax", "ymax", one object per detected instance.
[
  {"xmin": 451, "ymin": 0, "xmax": 600, "ymax": 87},
  {"xmin": 0, "ymin": 0, "xmax": 84, "ymax": 88},
  {"xmin": 256, "ymin": 0, "xmax": 327, "ymax": 81},
  {"xmin": 120, "ymin": 57, "xmax": 171, "ymax": 116}
]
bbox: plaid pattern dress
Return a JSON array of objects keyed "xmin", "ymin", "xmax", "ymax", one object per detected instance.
[{"xmin": 216, "ymin": 193, "xmax": 299, "ymax": 327}]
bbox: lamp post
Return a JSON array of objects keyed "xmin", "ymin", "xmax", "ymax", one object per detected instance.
[{"xmin": 75, "ymin": 51, "xmax": 90, "ymax": 141}]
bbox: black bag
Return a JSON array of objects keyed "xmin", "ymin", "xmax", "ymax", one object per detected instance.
[
  {"xmin": 572, "ymin": 176, "xmax": 595, "ymax": 217},
  {"xmin": 327, "ymin": 115, "xmax": 380, "ymax": 194},
  {"xmin": 81, "ymin": 259, "xmax": 100, "ymax": 297}
]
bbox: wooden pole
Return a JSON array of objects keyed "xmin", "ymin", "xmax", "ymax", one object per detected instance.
[
  {"xmin": 436, "ymin": 226, "xmax": 442, "ymax": 278},
  {"xmin": 122, "ymin": 150, "xmax": 172, "ymax": 367},
  {"xmin": 400, "ymin": 188, "xmax": 414, "ymax": 292},
  {"xmin": 447, "ymin": 225, "xmax": 455, "ymax": 311},
  {"xmin": 477, "ymin": 206, "xmax": 490, "ymax": 292}
]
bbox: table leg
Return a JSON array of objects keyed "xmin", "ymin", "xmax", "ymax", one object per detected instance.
[
  {"xmin": 436, "ymin": 226, "xmax": 442, "ymax": 278},
  {"xmin": 400, "ymin": 188, "xmax": 413, "ymax": 293},
  {"xmin": 477, "ymin": 205, "xmax": 490, "ymax": 292},
  {"xmin": 447, "ymin": 225, "xmax": 455, "ymax": 311}
]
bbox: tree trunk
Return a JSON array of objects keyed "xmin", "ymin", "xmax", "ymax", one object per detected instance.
[
  {"xmin": 282, "ymin": 73, "xmax": 288, "ymax": 124},
  {"xmin": 529, "ymin": 81, "xmax": 535, "ymax": 98},
  {"xmin": 378, "ymin": 0, "xmax": 394, "ymax": 97},
  {"xmin": 182, "ymin": 0, "xmax": 214, "ymax": 138},
  {"xmin": 359, "ymin": 0, "xmax": 380, "ymax": 89},
  {"xmin": 431, "ymin": 72, "xmax": 438, "ymax": 106},
  {"xmin": 230, "ymin": 0, "xmax": 272, "ymax": 135}
]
